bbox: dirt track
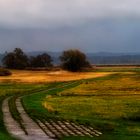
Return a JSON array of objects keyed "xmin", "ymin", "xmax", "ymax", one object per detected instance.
[{"xmin": 2, "ymin": 83, "xmax": 102, "ymax": 140}]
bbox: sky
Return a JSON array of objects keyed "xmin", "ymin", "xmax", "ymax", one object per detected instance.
[{"xmin": 0, "ymin": 0, "xmax": 140, "ymax": 53}]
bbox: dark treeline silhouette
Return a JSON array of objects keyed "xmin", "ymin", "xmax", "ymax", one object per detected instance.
[
  {"xmin": 2, "ymin": 48, "xmax": 91, "ymax": 72},
  {"xmin": 2, "ymin": 48, "xmax": 53, "ymax": 70},
  {"xmin": 2, "ymin": 48, "xmax": 28, "ymax": 69},
  {"xmin": 29, "ymin": 53, "xmax": 53, "ymax": 68}
]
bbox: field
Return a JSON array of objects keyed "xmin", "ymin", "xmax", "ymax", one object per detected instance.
[
  {"xmin": 0, "ymin": 83, "xmax": 40, "ymax": 139},
  {"xmin": 42, "ymin": 73, "xmax": 140, "ymax": 139},
  {"xmin": 0, "ymin": 70, "xmax": 110, "ymax": 83},
  {"xmin": 0, "ymin": 67, "xmax": 140, "ymax": 140}
]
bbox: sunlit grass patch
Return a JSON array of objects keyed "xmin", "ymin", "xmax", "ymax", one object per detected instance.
[
  {"xmin": 93, "ymin": 67, "xmax": 140, "ymax": 72},
  {"xmin": 60, "ymin": 73, "xmax": 140, "ymax": 96},
  {"xmin": 0, "ymin": 70, "xmax": 111, "ymax": 83},
  {"xmin": 41, "ymin": 72, "xmax": 140, "ymax": 139},
  {"xmin": 43, "ymin": 95, "xmax": 140, "ymax": 121}
]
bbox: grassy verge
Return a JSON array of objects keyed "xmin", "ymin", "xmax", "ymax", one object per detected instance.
[
  {"xmin": 22, "ymin": 81, "xmax": 81, "ymax": 120},
  {"xmin": 0, "ymin": 82, "xmax": 52, "ymax": 139},
  {"xmin": 92, "ymin": 67, "xmax": 140, "ymax": 72},
  {"xmin": 92, "ymin": 66, "xmax": 140, "ymax": 72}
]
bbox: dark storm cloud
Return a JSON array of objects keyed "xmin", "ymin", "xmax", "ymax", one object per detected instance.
[
  {"xmin": 1, "ymin": 18, "xmax": 140, "ymax": 53},
  {"xmin": 0, "ymin": 0, "xmax": 140, "ymax": 52}
]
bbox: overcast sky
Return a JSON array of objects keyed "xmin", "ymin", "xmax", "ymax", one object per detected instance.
[{"xmin": 0, "ymin": 0, "xmax": 140, "ymax": 53}]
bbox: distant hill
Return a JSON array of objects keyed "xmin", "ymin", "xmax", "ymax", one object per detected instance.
[
  {"xmin": 87, "ymin": 55, "xmax": 140, "ymax": 65},
  {"xmin": 0, "ymin": 52, "xmax": 140, "ymax": 66}
]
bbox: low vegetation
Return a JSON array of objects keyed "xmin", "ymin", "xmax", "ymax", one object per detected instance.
[
  {"xmin": 0, "ymin": 70, "xmax": 110, "ymax": 83},
  {"xmin": 0, "ymin": 68, "xmax": 11, "ymax": 76},
  {"xmin": 21, "ymin": 70, "xmax": 140, "ymax": 140},
  {"xmin": 0, "ymin": 67, "xmax": 140, "ymax": 139}
]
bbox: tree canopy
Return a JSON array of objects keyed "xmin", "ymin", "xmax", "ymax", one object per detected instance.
[
  {"xmin": 29, "ymin": 53, "xmax": 53, "ymax": 68},
  {"xmin": 60, "ymin": 49, "xmax": 91, "ymax": 72},
  {"xmin": 2, "ymin": 48, "xmax": 53, "ymax": 69},
  {"xmin": 2, "ymin": 48, "xmax": 28, "ymax": 69}
]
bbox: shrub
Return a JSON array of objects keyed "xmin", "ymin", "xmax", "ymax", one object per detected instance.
[
  {"xmin": 0, "ymin": 68, "xmax": 12, "ymax": 76},
  {"xmin": 124, "ymin": 111, "xmax": 140, "ymax": 122}
]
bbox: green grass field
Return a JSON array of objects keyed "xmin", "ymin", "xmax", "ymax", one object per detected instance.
[
  {"xmin": 22, "ymin": 69, "xmax": 140, "ymax": 140},
  {"xmin": 0, "ymin": 83, "xmax": 58, "ymax": 140},
  {"xmin": 0, "ymin": 67, "xmax": 140, "ymax": 140}
]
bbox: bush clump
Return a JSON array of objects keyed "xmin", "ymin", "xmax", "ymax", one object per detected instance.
[
  {"xmin": 60, "ymin": 49, "xmax": 91, "ymax": 72},
  {"xmin": 0, "ymin": 68, "xmax": 12, "ymax": 76}
]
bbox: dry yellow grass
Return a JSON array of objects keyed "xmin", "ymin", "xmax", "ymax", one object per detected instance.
[{"xmin": 0, "ymin": 70, "xmax": 112, "ymax": 83}]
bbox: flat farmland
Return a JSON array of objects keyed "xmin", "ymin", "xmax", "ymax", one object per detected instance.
[
  {"xmin": 0, "ymin": 70, "xmax": 111, "ymax": 83},
  {"xmin": 0, "ymin": 67, "xmax": 140, "ymax": 140},
  {"xmin": 41, "ymin": 72, "xmax": 140, "ymax": 140}
]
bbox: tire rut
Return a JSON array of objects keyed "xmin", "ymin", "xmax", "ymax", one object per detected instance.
[
  {"xmin": 15, "ymin": 97, "xmax": 54, "ymax": 140},
  {"xmin": 2, "ymin": 97, "xmax": 28, "ymax": 140},
  {"xmin": 2, "ymin": 82, "xmax": 102, "ymax": 139}
]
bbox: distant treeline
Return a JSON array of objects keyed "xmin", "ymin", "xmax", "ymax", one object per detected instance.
[
  {"xmin": 1, "ymin": 51, "xmax": 140, "ymax": 66},
  {"xmin": 1, "ymin": 48, "xmax": 91, "ymax": 72}
]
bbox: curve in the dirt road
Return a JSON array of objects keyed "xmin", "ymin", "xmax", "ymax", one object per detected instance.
[
  {"xmin": 2, "ymin": 81, "xmax": 103, "ymax": 140},
  {"xmin": 3, "ymin": 97, "xmax": 55, "ymax": 140}
]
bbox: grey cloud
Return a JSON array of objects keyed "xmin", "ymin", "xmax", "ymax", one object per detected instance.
[
  {"xmin": 0, "ymin": 0, "xmax": 140, "ymax": 53},
  {"xmin": 0, "ymin": 0, "xmax": 140, "ymax": 28},
  {"xmin": 0, "ymin": 19, "xmax": 140, "ymax": 53}
]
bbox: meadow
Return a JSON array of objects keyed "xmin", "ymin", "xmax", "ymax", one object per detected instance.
[
  {"xmin": 42, "ymin": 73, "xmax": 140, "ymax": 140},
  {"xmin": 0, "ymin": 70, "xmax": 110, "ymax": 83},
  {"xmin": 0, "ymin": 67, "xmax": 140, "ymax": 140}
]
